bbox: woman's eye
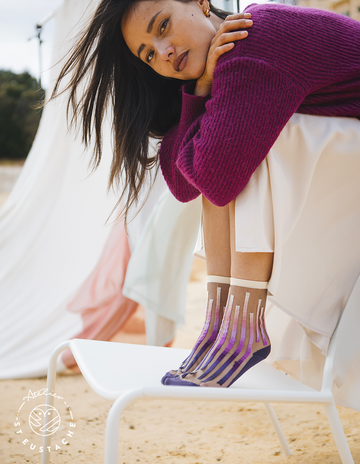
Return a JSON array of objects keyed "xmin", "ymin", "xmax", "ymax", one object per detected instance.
[
  {"xmin": 160, "ymin": 19, "xmax": 168, "ymax": 34},
  {"xmin": 146, "ymin": 51, "xmax": 154, "ymax": 63}
]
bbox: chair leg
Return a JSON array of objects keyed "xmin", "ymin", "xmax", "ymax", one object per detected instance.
[
  {"xmin": 41, "ymin": 341, "xmax": 71, "ymax": 464},
  {"xmin": 264, "ymin": 403, "xmax": 292, "ymax": 457},
  {"xmin": 323, "ymin": 402, "xmax": 354, "ymax": 464},
  {"xmin": 104, "ymin": 389, "xmax": 143, "ymax": 464}
]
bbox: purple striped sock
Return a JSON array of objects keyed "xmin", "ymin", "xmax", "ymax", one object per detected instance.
[
  {"xmin": 161, "ymin": 277, "xmax": 229, "ymax": 384},
  {"xmin": 163, "ymin": 279, "xmax": 270, "ymax": 388}
]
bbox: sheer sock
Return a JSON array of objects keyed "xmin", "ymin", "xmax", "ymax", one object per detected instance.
[
  {"xmin": 161, "ymin": 276, "xmax": 230, "ymax": 382},
  {"xmin": 163, "ymin": 278, "xmax": 270, "ymax": 388}
]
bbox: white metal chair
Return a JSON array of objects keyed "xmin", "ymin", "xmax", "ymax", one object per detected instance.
[{"xmin": 41, "ymin": 279, "xmax": 360, "ymax": 464}]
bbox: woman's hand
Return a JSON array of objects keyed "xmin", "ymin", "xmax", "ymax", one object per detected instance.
[{"xmin": 194, "ymin": 13, "xmax": 253, "ymax": 97}]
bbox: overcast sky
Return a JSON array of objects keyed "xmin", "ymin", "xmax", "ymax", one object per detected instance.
[
  {"xmin": 0, "ymin": 0, "xmax": 265, "ymax": 89},
  {"xmin": 0, "ymin": 0, "xmax": 64, "ymax": 88}
]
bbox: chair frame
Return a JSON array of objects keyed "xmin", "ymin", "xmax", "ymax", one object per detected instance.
[{"xmin": 40, "ymin": 326, "xmax": 355, "ymax": 464}]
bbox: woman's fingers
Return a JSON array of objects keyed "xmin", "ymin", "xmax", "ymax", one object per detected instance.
[
  {"xmin": 209, "ymin": 30, "xmax": 248, "ymax": 59},
  {"xmin": 222, "ymin": 12, "xmax": 252, "ymax": 29},
  {"xmin": 211, "ymin": 30, "xmax": 248, "ymax": 47},
  {"xmin": 211, "ymin": 16, "xmax": 252, "ymax": 49},
  {"xmin": 207, "ymin": 19, "xmax": 251, "ymax": 74},
  {"xmin": 224, "ymin": 11, "xmax": 251, "ymax": 19},
  {"xmin": 220, "ymin": 18, "xmax": 253, "ymax": 32},
  {"xmin": 194, "ymin": 13, "xmax": 252, "ymax": 96},
  {"xmin": 210, "ymin": 42, "xmax": 235, "ymax": 61}
]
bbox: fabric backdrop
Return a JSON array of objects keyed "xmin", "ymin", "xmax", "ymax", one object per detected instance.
[{"xmin": 0, "ymin": 0, "xmax": 199, "ymax": 379}]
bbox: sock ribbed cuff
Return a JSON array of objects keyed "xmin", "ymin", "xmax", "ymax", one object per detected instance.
[
  {"xmin": 207, "ymin": 275, "xmax": 231, "ymax": 284},
  {"xmin": 230, "ymin": 277, "xmax": 268, "ymax": 289}
]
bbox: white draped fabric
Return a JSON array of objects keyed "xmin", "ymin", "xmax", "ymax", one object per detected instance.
[
  {"xmin": 195, "ymin": 113, "xmax": 360, "ymax": 411},
  {"xmin": 0, "ymin": 0, "xmax": 197, "ymax": 378},
  {"xmin": 0, "ymin": 0, "xmax": 113, "ymax": 378},
  {"xmin": 125, "ymin": 192, "xmax": 201, "ymax": 346}
]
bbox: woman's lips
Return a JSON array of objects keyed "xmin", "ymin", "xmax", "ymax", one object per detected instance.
[{"xmin": 174, "ymin": 51, "xmax": 188, "ymax": 72}]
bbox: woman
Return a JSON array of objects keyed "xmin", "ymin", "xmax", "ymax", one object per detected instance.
[{"xmin": 52, "ymin": 0, "xmax": 360, "ymax": 388}]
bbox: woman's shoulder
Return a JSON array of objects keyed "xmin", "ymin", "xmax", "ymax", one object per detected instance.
[
  {"xmin": 243, "ymin": 2, "xmax": 360, "ymax": 37},
  {"xmin": 214, "ymin": 3, "xmax": 359, "ymax": 77},
  {"xmin": 243, "ymin": 2, "xmax": 358, "ymax": 22}
]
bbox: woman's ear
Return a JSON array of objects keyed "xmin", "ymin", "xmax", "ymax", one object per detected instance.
[{"xmin": 197, "ymin": 0, "xmax": 211, "ymax": 16}]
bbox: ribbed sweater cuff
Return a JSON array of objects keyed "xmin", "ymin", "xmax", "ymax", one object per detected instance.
[{"xmin": 180, "ymin": 84, "xmax": 210, "ymax": 126}]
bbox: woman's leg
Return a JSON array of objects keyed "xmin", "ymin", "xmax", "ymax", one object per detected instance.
[
  {"xmin": 198, "ymin": 200, "xmax": 273, "ymax": 387},
  {"xmin": 202, "ymin": 196, "xmax": 231, "ymax": 278},
  {"xmin": 161, "ymin": 197, "xmax": 231, "ymax": 382},
  {"xmin": 164, "ymin": 200, "xmax": 273, "ymax": 387}
]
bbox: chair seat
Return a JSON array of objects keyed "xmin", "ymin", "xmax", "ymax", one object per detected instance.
[
  {"xmin": 44, "ymin": 279, "xmax": 360, "ymax": 464},
  {"xmin": 70, "ymin": 339, "xmax": 318, "ymax": 401}
]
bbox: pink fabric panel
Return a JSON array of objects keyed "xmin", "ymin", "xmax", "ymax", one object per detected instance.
[{"xmin": 61, "ymin": 220, "xmax": 138, "ymax": 368}]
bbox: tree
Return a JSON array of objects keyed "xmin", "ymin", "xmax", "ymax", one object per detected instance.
[{"xmin": 0, "ymin": 70, "xmax": 43, "ymax": 160}]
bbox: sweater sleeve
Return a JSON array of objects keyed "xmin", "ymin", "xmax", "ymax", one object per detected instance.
[
  {"xmin": 173, "ymin": 57, "xmax": 309, "ymax": 206},
  {"xmin": 158, "ymin": 85, "xmax": 210, "ymax": 202}
]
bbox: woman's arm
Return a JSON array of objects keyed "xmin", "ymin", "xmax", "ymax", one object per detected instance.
[
  {"xmin": 176, "ymin": 57, "xmax": 308, "ymax": 206},
  {"xmin": 158, "ymin": 86, "xmax": 212, "ymax": 202},
  {"xmin": 159, "ymin": 12, "xmax": 254, "ymax": 203},
  {"xmin": 160, "ymin": 57, "xmax": 308, "ymax": 206}
]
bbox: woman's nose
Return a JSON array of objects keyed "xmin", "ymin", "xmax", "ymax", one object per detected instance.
[{"xmin": 156, "ymin": 40, "xmax": 175, "ymax": 61}]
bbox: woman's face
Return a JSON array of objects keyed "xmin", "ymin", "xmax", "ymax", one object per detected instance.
[{"xmin": 121, "ymin": 0, "xmax": 218, "ymax": 80}]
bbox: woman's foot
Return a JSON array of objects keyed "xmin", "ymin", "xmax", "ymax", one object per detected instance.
[
  {"xmin": 161, "ymin": 276, "xmax": 230, "ymax": 382},
  {"xmin": 162, "ymin": 279, "xmax": 270, "ymax": 388}
]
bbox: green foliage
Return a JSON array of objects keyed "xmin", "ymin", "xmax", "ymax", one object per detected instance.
[{"xmin": 0, "ymin": 70, "xmax": 44, "ymax": 160}]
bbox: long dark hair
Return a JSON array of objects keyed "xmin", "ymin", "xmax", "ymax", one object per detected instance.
[{"xmin": 51, "ymin": 0, "xmax": 229, "ymax": 222}]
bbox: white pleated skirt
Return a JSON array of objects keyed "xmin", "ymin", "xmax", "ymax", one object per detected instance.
[{"xmin": 194, "ymin": 113, "xmax": 360, "ymax": 409}]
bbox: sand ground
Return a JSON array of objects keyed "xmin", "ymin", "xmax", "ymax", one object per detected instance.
[{"xmin": 1, "ymin": 259, "xmax": 360, "ymax": 464}]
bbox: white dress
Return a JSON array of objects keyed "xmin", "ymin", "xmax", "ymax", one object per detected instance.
[{"xmin": 195, "ymin": 113, "xmax": 360, "ymax": 410}]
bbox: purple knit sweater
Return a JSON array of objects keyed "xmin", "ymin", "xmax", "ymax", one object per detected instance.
[{"xmin": 158, "ymin": 4, "xmax": 360, "ymax": 206}]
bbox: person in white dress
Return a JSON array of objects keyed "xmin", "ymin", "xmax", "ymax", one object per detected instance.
[{"xmin": 49, "ymin": 0, "xmax": 360, "ymax": 404}]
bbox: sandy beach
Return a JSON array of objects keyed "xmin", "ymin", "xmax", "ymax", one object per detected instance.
[{"xmin": 1, "ymin": 258, "xmax": 360, "ymax": 464}]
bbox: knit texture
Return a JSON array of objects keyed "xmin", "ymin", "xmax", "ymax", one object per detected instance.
[{"xmin": 158, "ymin": 4, "xmax": 360, "ymax": 206}]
